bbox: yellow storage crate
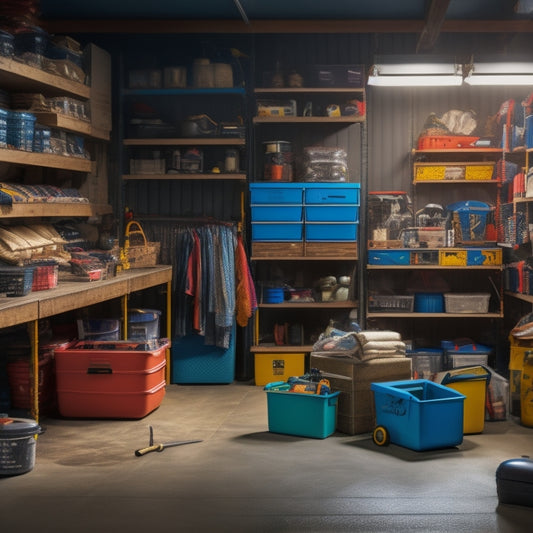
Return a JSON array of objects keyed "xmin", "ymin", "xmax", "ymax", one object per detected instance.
[
  {"xmin": 479, "ymin": 248, "xmax": 502, "ymax": 265},
  {"xmin": 415, "ymin": 165, "xmax": 447, "ymax": 181},
  {"xmin": 465, "ymin": 164, "xmax": 494, "ymax": 180},
  {"xmin": 254, "ymin": 352, "xmax": 306, "ymax": 386},
  {"xmin": 439, "ymin": 249, "xmax": 467, "ymax": 266}
]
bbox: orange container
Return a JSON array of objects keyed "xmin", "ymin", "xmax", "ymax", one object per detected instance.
[
  {"xmin": 54, "ymin": 339, "xmax": 169, "ymax": 419},
  {"xmin": 417, "ymin": 135, "xmax": 480, "ymax": 150}
]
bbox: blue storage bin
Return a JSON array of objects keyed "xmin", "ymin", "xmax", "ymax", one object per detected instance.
[
  {"xmin": 171, "ymin": 325, "xmax": 236, "ymax": 384},
  {"xmin": 446, "ymin": 200, "xmax": 491, "ymax": 242},
  {"xmin": 264, "ymin": 382, "xmax": 340, "ymax": 439},
  {"xmin": 128, "ymin": 309, "xmax": 161, "ymax": 341},
  {"xmin": 304, "ymin": 205, "xmax": 359, "ymax": 222},
  {"xmin": 249, "ymin": 183, "xmax": 304, "ymax": 204},
  {"xmin": 252, "ymin": 222, "xmax": 303, "ymax": 241},
  {"xmin": 262, "ymin": 287, "xmax": 284, "ymax": 303},
  {"xmin": 368, "ymin": 249, "xmax": 410, "ymax": 265},
  {"xmin": 0, "ymin": 108, "xmax": 7, "ymax": 148},
  {"xmin": 371, "ymin": 379, "xmax": 465, "ymax": 451},
  {"xmin": 7, "ymin": 111, "xmax": 36, "ymax": 151},
  {"xmin": 304, "ymin": 184, "xmax": 360, "ymax": 205},
  {"xmin": 251, "ymin": 205, "xmax": 302, "ymax": 222},
  {"xmin": 305, "ymin": 222, "xmax": 357, "ymax": 241},
  {"xmin": 77, "ymin": 319, "xmax": 121, "ymax": 341},
  {"xmin": 527, "ymin": 115, "xmax": 533, "ymax": 149},
  {"xmin": 414, "ymin": 292, "xmax": 444, "ymax": 313}
]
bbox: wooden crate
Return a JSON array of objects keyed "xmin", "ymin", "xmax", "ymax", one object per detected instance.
[
  {"xmin": 305, "ymin": 241, "xmax": 357, "ymax": 258},
  {"xmin": 252, "ymin": 242, "xmax": 304, "ymax": 258}
]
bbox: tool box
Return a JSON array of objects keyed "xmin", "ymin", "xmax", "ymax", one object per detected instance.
[{"xmin": 54, "ymin": 339, "xmax": 168, "ymax": 419}]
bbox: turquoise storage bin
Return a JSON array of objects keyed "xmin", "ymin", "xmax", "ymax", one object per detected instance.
[
  {"xmin": 414, "ymin": 292, "xmax": 444, "ymax": 313},
  {"xmin": 368, "ymin": 249, "xmax": 410, "ymax": 265},
  {"xmin": 251, "ymin": 204, "xmax": 302, "ymax": 222},
  {"xmin": 304, "ymin": 205, "xmax": 359, "ymax": 222},
  {"xmin": 252, "ymin": 222, "xmax": 303, "ymax": 241},
  {"xmin": 171, "ymin": 324, "xmax": 236, "ymax": 384},
  {"xmin": 249, "ymin": 183, "xmax": 304, "ymax": 204},
  {"xmin": 371, "ymin": 379, "xmax": 465, "ymax": 451},
  {"xmin": 305, "ymin": 222, "xmax": 357, "ymax": 241},
  {"xmin": 264, "ymin": 382, "xmax": 340, "ymax": 439},
  {"xmin": 303, "ymin": 184, "xmax": 360, "ymax": 204}
]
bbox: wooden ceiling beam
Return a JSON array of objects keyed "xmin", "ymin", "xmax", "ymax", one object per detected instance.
[
  {"xmin": 416, "ymin": 0, "xmax": 451, "ymax": 52},
  {"xmin": 41, "ymin": 18, "xmax": 533, "ymax": 35}
]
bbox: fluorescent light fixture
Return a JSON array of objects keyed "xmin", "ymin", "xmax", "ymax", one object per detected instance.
[
  {"xmin": 464, "ymin": 61, "xmax": 533, "ymax": 86},
  {"xmin": 368, "ymin": 56, "xmax": 463, "ymax": 87}
]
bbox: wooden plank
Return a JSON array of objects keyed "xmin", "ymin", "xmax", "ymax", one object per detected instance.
[
  {"xmin": 252, "ymin": 242, "xmax": 304, "ymax": 258},
  {"xmin": 123, "ymin": 173, "xmax": 246, "ymax": 181},
  {"xmin": 126, "ymin": 266, "xmax": 172, "ymax": 293},
  {"xmin": 250, "ymin": 344, "xmax": 315, "ymax": 353},
  {"xmin": 0, "ymin": 147, "xmax": 92, "ymax": 172},
  {"xmin": 0, "ymin": 56, "xmax": 90, "ymax": 98},
  {"xmin": 305, "ymin": 241, "xmax": 358, "ymax": 258},
  {"xmin": 0, "ymin": 300, "xmax": 38, "ymax": 329},
  {"xmin": 0, "ymin": 202, "xmax": 97, "ymax": 218},
  {"xmin": 38, "ymin": 278, "xmax": 129, "ymax": 317}
]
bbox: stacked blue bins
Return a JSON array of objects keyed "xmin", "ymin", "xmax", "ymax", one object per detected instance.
[
  {"xmin": 171, "ymin": 323, "xmax": 236, "ymax": 384},
  {"xmin": 128, "ymin": 309, "xmax": 161, "ymax": 342},
  {"xmin": 371, "ymin": 379, "xmax": 465, "ymax": 451}
]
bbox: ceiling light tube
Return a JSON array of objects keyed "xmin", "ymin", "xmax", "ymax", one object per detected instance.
[
  {"xmin": 465, "ymin": 61, "xmax": 533, "ymax": 86},
  {"xmin": 367, "ymin": 57, "xmax": 463, "ymax": 87}
]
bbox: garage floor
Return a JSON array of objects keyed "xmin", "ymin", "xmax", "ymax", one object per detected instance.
[{"xmin": 1, "ymin": 382, "xmax": 533, "ymax": 533}]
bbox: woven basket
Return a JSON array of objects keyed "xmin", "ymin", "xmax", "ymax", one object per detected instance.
[{"xmin": 124, "ymin": 220, "xmax": 160, "ymax": 269}]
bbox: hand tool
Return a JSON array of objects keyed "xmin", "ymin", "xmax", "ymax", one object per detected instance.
[{"xmin": 134, "ymin": 425, "xmax": 202, "ymax": 456}]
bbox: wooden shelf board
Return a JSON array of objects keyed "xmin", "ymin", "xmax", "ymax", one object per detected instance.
[
  {"xmin": 253, "ymin": 116, "xmax": 364, "ymax": 124},
  {"xmin": 123, "ymin": 173, "xmax": 246, "ymax": 181},
  {"xmin": 0, "ymin": 56, "xmax": 90, "ymax": 99},
  {"xmin": 0, "ymin": 202, "xmax": 111, "ymax": 218},
  {"xmin": 413, "ymin": 179, "xmax": 498, "ymax": 184},
  {"xmin": 123, "ymin": 137, "xmax": 245, "ymax": 146},
  {"xmin": 367, "ymin": 312, "xmax": 502, "ymax": 318},
  {"xmin": 0, "ymin": 266, "xmax": 172, "ymax": 324},
  {"xmin": 367, "ymin": 264, "xmax": 502, "ymax": 270},
  {"xmin": 252, "ymin": 256, "xmax": 357, "ymax": 261},
  {"xmin": 32, "ymin": 112, "xmax": 110, "ymax": 140},
  {"xmin": 254, "ymin": 87, "xmax": 365, "ymax": 94},
  {"xmin": 250, "ymin": 344, "xmax": 315, "ymax": 353},
  {"xmin": 413, "ymin": 148, "xmax": 503, "ymax": 154},
  {"xmin": 0, "ymin": 147, "xmax": 92, "ymax": 172},
  {"xmin": 258, "ymin": 300, "xmax": 357, "ymax": 309},
  {"xmin": 505, "ymin": 291, "xmax": 533, "ymax": 304}
]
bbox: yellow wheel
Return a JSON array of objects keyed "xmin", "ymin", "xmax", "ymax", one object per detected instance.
[{"xmin": 373, "ymin": 425, "xmax": 390, "ymax": 446}]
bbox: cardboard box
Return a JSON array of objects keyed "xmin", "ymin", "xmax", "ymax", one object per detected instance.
[
  {"xmin": 84, "ymin": 43, "xmax": 112, "ymax": 135},
  {"xmin": 310, "ymin": 353, "xmax": 412, "ymax": 435}
]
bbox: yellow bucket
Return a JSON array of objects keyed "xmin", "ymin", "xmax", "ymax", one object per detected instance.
[{"xmin": 441, "ymin": 366, "xmax": 490, "ymax": 434}]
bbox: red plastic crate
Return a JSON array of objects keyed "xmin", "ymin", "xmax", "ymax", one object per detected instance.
[
  {"xmin": 32, "ymin": 263, "xmax": 58, "ymax": 291},
  {"xmin": 417, "ymin": 135, "xmax": 480, "ymax": 150},
  {"xmin": 53, "ymin": 339, "xmax": 169, "ymax": 418}
]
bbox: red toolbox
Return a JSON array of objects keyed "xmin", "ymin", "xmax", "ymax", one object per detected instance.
[
  {"xmin": 417, "ymin": 135, "xmax": 480, "ymax": 150},
  {"xmin": 54, "ymin": 339, "xmax": 169, "ymax": 419}
]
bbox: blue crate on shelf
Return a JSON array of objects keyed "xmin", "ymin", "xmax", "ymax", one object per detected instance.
[
  {"xmin": 304, "ymin": 184, "xmax": 360, "ymax": 205},
  {"xmin": 251, "ymin": 205, "xmax": 303, "ymax": 222},
  {"xmin": 252, "ymin": 222, "xmax": 303, "ymax": 242},
  {"xmin": 368, "ymin": 249, "xmax": 410, "ymax": 265},
  {"xmin": 305, "ymin": 222, "xmax": 357, "ymax": 241},
  {"xmin": 305, "ymin": 205, "xmax": 359, "ymax": 222},
  {"xmin": 249, "ymin": 183, "xmax": 304, "ymax": 204}
]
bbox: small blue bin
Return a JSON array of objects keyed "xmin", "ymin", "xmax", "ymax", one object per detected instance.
[
  {"xmin": 305, "ymin": 222, "xmax": 357, "ymax": 241},
  {"xmin": 264, "ymin": 382, "xmax": 340, "ymax": 439},
  {"xmin": 252, "ymin": 222, "xmax": 303, "ymax": 241},
  {"xmin": 251, "ymin": 205, "xmax": 302, "ymax": 222},
  {"xmin": 446, "ymin": 200, "xmax": 490, "ymax": 242},
  {"xmin": 371, "ymin": 379, "xmax": 465, "ymax": 451},
  {"xmin": 414, "ymin": 292, "xmax": 444, "ymax": 313},
  {"xmin": 368, "ymin": 249, "xmax": 410, "ymax": 265},
  {"xmin": 249, "ymin": 183, "xmax": 304, "ymax": 204},
  {"xmin": 304, "ymin": 205, "xmax": 359, "ymax": 222}
]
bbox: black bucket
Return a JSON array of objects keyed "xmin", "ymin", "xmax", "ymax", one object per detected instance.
[{"xmin": 0, "ymin": 416, "xmax": 42, "ymax": 476}]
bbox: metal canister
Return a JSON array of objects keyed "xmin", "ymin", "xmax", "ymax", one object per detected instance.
[{"xmin": 263, "ymin": 140, "xmax": 293, "ymax": 181}]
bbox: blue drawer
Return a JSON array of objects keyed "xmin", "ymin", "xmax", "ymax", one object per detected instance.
[
  {"xmin": 304, "ymin": 184, "xmax": 360, "ymax": 205},
  {"xmin": 250, "ymin": 183, "xmax": 304, "ymax": 204},
  {"xmin": 368, "ymin": 249, "xmax": 411, "ymax": 265},
  {"xmin": 305, "ymin": 222, "xmax": 357, "ymax": 241},
  {"xmin": 252, "ymin": 222, "xmax": 303, "ymax": 241},
  {"xmin": 251, "ymin": 205, "xmax": 303, "ymax": 222},
  {"xmin": 305, "ymin": 205, "xmax": 359, "ymax": 222}
]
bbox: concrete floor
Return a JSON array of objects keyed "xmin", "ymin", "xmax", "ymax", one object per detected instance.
[{"xmin": 1, "ymin": 382, "xmax": 533, "ymax": 533}]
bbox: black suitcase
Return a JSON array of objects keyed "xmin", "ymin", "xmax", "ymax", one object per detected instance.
[{"xmin": 496, "ymin": 457, "xmax": 533, "ymax": 507}]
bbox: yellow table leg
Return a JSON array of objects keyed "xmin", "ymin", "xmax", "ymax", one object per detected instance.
[{"xmin": 28, "ymin": 320, "xmax": 39, "ymax": 422}]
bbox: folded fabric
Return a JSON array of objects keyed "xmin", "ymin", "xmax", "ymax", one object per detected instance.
[
  {"xmin": 356, "ymin": 330, "xmax": 402, "ymax": 345},
  {"xmin": 362, "ymin": 340, "xmax": 406, "ymax": 353}
]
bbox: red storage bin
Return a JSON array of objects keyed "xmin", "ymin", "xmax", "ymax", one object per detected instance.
[
  {"xmin": 417, "ymin": 135, "xmax": 480, "ymax": 150},
  {"xmin": 53, "ymin": 339, "xmax": 169, "ymax": 419}
]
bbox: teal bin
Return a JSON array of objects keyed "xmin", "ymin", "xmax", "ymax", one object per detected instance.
[
  {"xmin": 264, "ymin": 382, "xmax": 340, "ymax": 439},
  {"xmin": 371, "ymin": 379, "xmax": 465, "ymax": 451}
]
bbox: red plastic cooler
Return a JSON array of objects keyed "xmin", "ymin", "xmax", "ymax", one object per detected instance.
[{"xmin": 54, "ymin": 339, "xmax": 169, "ymax": 419}]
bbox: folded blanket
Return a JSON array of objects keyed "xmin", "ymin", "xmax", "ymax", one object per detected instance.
[
  {"xmin": 362, "ymin": 340, "xmax": 406, "ymax": 353},
  {"xmin": 356, "ymin": 330, "xmax": 402, "ymax": 345}
]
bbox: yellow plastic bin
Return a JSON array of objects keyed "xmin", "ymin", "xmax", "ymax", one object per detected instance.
[
  {"xmin": 520, "ymin": 352, "xmax": 533, "ymax": 427},
  {"xmin": 440, "ymin": 365, "xmax": 491, "ymax": 434}
]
